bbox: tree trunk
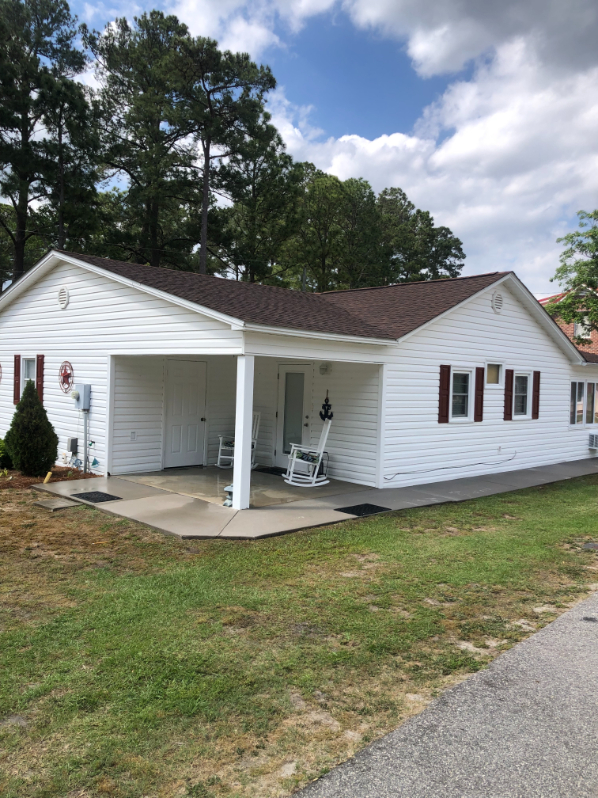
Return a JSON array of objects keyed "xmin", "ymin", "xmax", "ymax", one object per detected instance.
[
  {"xmin": 150, "ymin": 198, "xmax": 160, "ymax": 268},
  {"xmin": 13, "ymin": 184, "xmax": 28, "ymax": 283},
  {"xmin": 199, "ymin": 137, "xmax": 211, "ymax": 275},
  {"xmin": 57, "ymin": 112, "xmax": 66, "ymax": 249}
]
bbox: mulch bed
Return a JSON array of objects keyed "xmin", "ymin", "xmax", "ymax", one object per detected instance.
[{"xmin": 0, "ymin": 467, "xmax": 100, "ymax": 490}]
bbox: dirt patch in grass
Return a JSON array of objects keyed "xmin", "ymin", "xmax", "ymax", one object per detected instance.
[
  {"xmin": 0, "ymin": 468, "xmax": 99, "ymax": 491},
  {"xmin": 1, "ymin": 477, "xmax": 598, "ymax": 797}
]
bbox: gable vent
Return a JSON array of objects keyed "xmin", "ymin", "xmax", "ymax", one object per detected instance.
[
  {"xmin": 58, "ymin": 286, "xmax": 69, "ymax": 309},
  {"xmin": 491, "ymin": 292, "xmax": 503, "ymax": 314}
]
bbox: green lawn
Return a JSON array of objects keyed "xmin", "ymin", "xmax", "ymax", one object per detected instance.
[{"xmin": 1, "ymin": 476, "xmax": 598, "ymax": 797}]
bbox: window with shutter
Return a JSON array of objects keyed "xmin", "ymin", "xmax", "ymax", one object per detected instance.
[
  {"xmin": 438, "ymin": 365, "xmax": 451, "ymax": 423},
  {"xmin": 504, "ymin": 369, "xmax": 514, "ymax": 420},
  {"xmin": 474, "ymin": 367, "xmax": 484, "ymax": 422},
  {"xmin": 13, "ymin": 355, "xmax": 20, "ymax": 404}
]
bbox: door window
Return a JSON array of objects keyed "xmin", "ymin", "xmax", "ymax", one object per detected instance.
[{"xmin": 282, "ymin": 372, "xmax": 305, "ymax": 453}]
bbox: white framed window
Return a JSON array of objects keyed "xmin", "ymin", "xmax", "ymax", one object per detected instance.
[
  {"xmin": 513, "ymin": 374, "xmax": 529, "ymax": 417},
  {"xmin": 451, "ymin": 370, "xmax": 473, "ymax": 421},
  {"xmin": 574, "ymin": 318, "xmax": 592, "ymax": 339},
  {"xmin": 486, "ymin": 363, "xmax": 502, "ymax": 386},
  {"xmin": 22, "ymin": 358, "xmax": 36, "ymax": 395},
  {"xmin": 570, "ymin": 380, "xmax": 598, "ymax": 425}
]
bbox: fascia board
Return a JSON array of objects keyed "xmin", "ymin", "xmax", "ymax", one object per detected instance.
[
  {"xmin": 506, "ymin": 273, "xmax": 585, "ymax": 364},
  {"xmin": 242, "ymin": 321, "xmax": 394, "ymax": 346}
]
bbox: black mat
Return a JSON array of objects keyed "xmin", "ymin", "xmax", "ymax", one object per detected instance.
[
  {"xmin": 255, "ymin": 466, "xmax": 286, "ymax": 476},
  {"xmin": 72, "ymin": 491, "xmax": 123, "ymax": 503},
  {"xmin": 335, "ymin": 503, "xmax": 391, "ymax": 517}
]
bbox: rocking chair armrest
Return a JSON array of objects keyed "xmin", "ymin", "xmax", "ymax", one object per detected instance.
[{"xmin": 290, "ymin": 445, "xmax": 319, "ymax": 455}]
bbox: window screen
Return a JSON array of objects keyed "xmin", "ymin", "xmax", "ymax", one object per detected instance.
[
  {"xmin": 22, "ymin": 358, "xmax": 35, "ymax": 383},
  {"xmin": 514, "ymin": 375, "xmax": 528, "ymax": 416},
  {"xmin": 451, "ymin": 372, "xmax": 469, "ymax": 418},
  {"xmin": 570, "ymin": 381, "xmax": 584, "ymax": 424}
]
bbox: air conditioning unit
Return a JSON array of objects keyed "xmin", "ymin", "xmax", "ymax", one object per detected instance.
[{"xmin": 589, "ymin": 434, "xmax": 598, "ymax": 450}]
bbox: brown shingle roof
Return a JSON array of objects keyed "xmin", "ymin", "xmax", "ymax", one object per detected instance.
[{"xmin": 57, "ymin": 250, "xmax": 508, "ymax": 341}]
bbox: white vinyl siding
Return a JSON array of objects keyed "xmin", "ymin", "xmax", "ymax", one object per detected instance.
[
  {"xmin": 0, "ymin": 261, "xmax": 242, "ymax": 474},
  {"xmin": 381, "ymin": 284, "xmax": 598, "ymax": 488}
]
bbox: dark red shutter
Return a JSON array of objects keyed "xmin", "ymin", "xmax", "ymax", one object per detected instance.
[
  {"xmin": 474, "ymin": 366, "xmax": 485, "ymax": 422},
  {"xmin": 532, "ymin": 371, "xmax": 540, "ymax": 419},
  {"xmin": 36, "ymin": 355, "xmax": 44, "ymax": 404},
  {"xmin": 504, "ymin": 369, "xmax": 514, "ymax": 421},
  {"xmin": 438, "ymin": 365, "xmax": 451, "ymax": 423},
  {"xmin": 13, "ymin": 355, "xmax": 20, "ymax": 404}
]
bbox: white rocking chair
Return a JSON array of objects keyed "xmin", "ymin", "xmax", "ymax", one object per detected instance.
[
  {"xmin": 284, "ymin": 419, "xmax": 332, "ymax": 487},
  {"xmin": 217, "ymin": 411, "xmax": 260, "ymax": 469}
]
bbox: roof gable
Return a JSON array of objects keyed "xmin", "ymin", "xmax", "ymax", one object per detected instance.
[{"xmin": 322, "ymin": 273, "xmax": 508, "ymax": 339}]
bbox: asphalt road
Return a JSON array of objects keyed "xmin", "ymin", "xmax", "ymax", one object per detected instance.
[{"xmin": 299, "ymin": 591, "xmax": 598, "ymax": 798}]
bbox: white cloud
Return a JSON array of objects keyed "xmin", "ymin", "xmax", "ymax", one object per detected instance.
[
  {"xmin": 269, "ymin": 30, "xmax": 598, "ymax": 292},
  {"xmin": 91, "ymin": 0, "xmax": 598, "ymax": 291}
]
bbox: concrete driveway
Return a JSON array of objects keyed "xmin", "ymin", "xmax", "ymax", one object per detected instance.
[{"xmin": 299, "ymin": 591, "xmax": 598, "ymax": 798}]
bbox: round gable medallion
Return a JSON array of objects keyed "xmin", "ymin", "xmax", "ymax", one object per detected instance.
[
  {"xmin": 491, "ymin": 291, "xmax": 504, "ymax": 314},
  {"xmin": 58, "ymin": 286, "xmax": 69, "ymax": 309}
]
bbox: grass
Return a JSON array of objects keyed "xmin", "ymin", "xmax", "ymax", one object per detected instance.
[{"xmin": 1, "ymin": 476, "xmax": 598, "ymax": 797}]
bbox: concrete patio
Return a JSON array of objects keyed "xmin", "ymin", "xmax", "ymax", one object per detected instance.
[{"xmin": 33, "ymin": 457, "xmax": 598, "ymax": 540}]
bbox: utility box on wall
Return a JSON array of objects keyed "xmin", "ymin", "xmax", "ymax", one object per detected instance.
[
  {"xmin": 67, "ymin": 437, "xmax": 78, "ymax": 454},
  {"xmin": 72, "ymin": 384, "xmax": 91, "ymax": 411}
]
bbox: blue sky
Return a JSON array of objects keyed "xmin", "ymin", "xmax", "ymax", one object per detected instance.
[
  {"xmin": 75, "ymin": 0, "xmax": 598, "ymax": 294},
  {"xmin": 264, "ymin": 15, "xmax": 455, "ymax": 141}
]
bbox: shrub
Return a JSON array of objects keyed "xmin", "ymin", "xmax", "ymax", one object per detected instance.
[
  {"xmin": 5, "ymin": 380, "xmax": 58, "ymax": 476},
  {"xmin": 0, "ymin": 439, "xmax": 12, "ymax": 469}
]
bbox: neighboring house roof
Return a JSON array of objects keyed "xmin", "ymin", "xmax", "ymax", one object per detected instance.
[
  {"xmin": 54, "ymin": 251, "xmax": 507, "ymax": 342},
  {"xmin": 581, "ymin": 351, "xmax": 598, "ymax": 363},
  {"xmin": 538, "ymin": 293, "xmax": 566, "ymax": 306}
]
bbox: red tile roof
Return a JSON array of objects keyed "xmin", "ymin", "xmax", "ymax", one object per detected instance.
[{"xmin": 58, "ymin": 251, "xmax": 508, "ymax": 341}]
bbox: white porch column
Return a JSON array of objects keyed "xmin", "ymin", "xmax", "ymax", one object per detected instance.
[{"xmin": 232, "ymin": 355, "xmax": 255, "ymax": 510}]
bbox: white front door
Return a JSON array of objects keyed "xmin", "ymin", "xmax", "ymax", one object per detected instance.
[
  {"xmin": 274, "ymin": 365, "xmax": 312, "ymax": 468},
  {"xmin": 164, "ymin": 360, "xmax": 207, "ymax": 468}
]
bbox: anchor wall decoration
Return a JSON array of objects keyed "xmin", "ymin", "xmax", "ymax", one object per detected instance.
[{"xmin": 319, "ymin": 391, "xmax": 333, "ymax": 421}]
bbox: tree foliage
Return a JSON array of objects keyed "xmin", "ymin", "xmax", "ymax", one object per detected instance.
[
  {"xmin": 0, "ymin": 0, "xmax": 88, "ymax": 281},
  {"xmin": 547, "ymin": 210, "xmax": 598, "ymax": 341},
  {"xmin": 5, "ymin": 380, "xmax": 58, "ymax": 476},
  {"xmin": 0, "ymin": 0, "xmax": 467, "ymax": 290}
]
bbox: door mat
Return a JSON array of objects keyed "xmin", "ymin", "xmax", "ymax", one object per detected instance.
[
  {"xmin": 335, "ymin": 503, "xmax": 391, "ymax": 517},
  {"xmin": 72, "ymin": 491, "xmax": 123, "ymax": 503},
  {"xmin": 255, "ymin": 466, "xmax": 286, "ymax": 476}
]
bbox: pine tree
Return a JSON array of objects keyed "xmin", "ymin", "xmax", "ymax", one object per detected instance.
[{"xmin": 5, "ymin": 380, "xmax": 58, "ymax": 476}]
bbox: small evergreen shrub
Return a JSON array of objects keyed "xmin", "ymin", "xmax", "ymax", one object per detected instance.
[
  {"xmin": 0, "ymin": 439, "xmax": 12, "ymax": 469},
  {"xmin": 5, "ymin": 380, "xmax": 58, "ymax": 476}
]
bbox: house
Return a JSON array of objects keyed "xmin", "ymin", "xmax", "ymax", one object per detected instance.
[
  {"xmin": 0, "ymin": 249, "xmax": 597, "ymax": 513},
  {"xmin": 538, "ymin": 292, "xmax": 598, "ymax": 358}
]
